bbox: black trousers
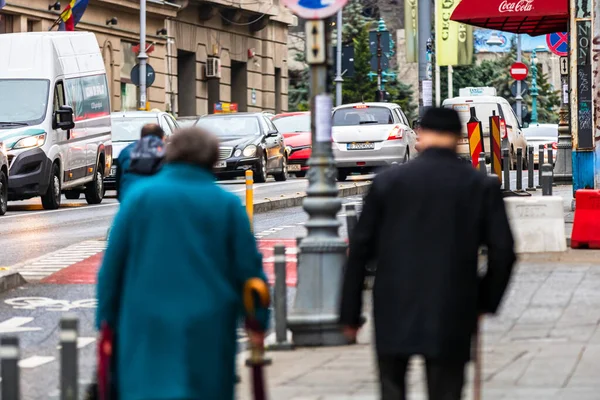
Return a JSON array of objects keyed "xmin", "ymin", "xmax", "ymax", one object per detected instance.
[{"xmin": 378, "ymin": 355, "xmax": 466, "ymax": 400}]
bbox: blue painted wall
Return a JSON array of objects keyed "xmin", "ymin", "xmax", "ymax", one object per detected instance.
[{"xmin": 572, "ymin": 150, "xmax": 595, "ymax": 197}]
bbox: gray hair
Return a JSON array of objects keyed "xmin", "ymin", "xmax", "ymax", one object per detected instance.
[{"xmin": 165, "ymin": 127, "xmax": 220, "ymax": 170}]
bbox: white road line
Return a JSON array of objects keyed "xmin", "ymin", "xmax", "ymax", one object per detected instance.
[
  {"xmin": 57, "ymin": 337, "xmax": 97, "ymax": 350},
  {"xmin": 271, "ymin": 227, "xmax": 285, "ymax": 231},
  {"xmin": 3, "ymin": 203, "xmax": 118, "ymax": 220},
  {"xmin": 18, "ymin": 356, "xmax": 55, "ymax": 369}
]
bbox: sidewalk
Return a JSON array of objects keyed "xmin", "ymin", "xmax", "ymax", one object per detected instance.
[{"xmin": 236, "ymin": 251, "xmax": 600, "ymax": 400}]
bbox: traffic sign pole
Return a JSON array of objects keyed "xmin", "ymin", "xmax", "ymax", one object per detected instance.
[
  {"xmin": 138, "ymin": 0, "xmax": 148, "ymax": 110},
  {"xmin": 516, "ymin": 35, "xmax": 522, "ymax": 126}
]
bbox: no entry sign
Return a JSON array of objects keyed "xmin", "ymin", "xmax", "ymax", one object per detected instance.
[
  {"xmin": 510, "ymin": 62, "xmax": 528, "ymax": 81},
  {"xmin": 281, "ymin": 0, "xmax": 348, "ymax": 20},
  {"xmin": 546, "ymin": 32, "xmax": 568, "ymax": 57}
]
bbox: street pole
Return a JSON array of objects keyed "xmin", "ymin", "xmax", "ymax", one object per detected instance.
[
  {"xmin": 288, "ymin": 19, "xmax": 349, "ymax": 347},
  {"xmin": 448, "ymin": 65, "xmax": 454, "ymax": 99},
  {"xmin": 554, "ymin": 67, "xmax": 573, "ymax": 182},
  {"xmin": 418, "ymin": 0, "xmax": 432, "ymax": 115},
  {"xmin": 376, "ymin": 21, "xmax": 383, "ymax": 101},
  {"xmin": 435, "ymin": 63, "xmax": 441, "ymax": 106},
  {"xmin": 138, "ymin": 0, "xmax": 148, "ymax": 110},
  {"xmin": 334, "ymin": 10, "xmax": 343, "ymax": 107},
  {"xmin": 531, "ymin": 49, "xmax": 539, "ymax": 125},
  {"xmin": 515, "ymin": 34, "xmax": 523, "ymax": 125}
]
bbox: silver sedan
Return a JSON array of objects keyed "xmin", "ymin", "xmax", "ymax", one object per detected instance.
[{"xmin": 331, "ymin": 102, "xmax": 417, "ymax": 181}]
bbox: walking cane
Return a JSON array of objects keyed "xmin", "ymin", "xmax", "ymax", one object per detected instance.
[
  {"xmin": 244, "ymin": 278, "xmax": 271, "ymax": 400},
  {"xmin": 473, "ymin": 316, "xmax": 482, "ymax": 400}
]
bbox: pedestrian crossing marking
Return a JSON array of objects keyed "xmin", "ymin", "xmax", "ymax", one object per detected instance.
[{"xmin": 19, "ymin": 356, "xmax": 55, "ymax": 369}]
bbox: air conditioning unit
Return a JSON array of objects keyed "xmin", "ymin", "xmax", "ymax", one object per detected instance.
[{"xmin": 205, "ymin": 57, "xmax": 221, "ymax": 79}]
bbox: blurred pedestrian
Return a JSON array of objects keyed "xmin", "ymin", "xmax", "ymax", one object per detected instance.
[
  {"xmin": 115, "ymin": 123, "xmax": 166, "ymax": 201},
  {"xmin": 340, "ymin": 107, "xmax": 516, "ymax": 400},
  {"xmin": 96, "ymin": 127, "xmax": 269, "ymax": 400}
]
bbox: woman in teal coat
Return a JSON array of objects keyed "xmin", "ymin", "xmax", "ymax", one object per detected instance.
[{"xmin": 96, "ymin": 127, "xmax": 269, "ymax": 400}]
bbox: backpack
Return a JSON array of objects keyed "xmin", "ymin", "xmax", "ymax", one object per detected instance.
[{"xmin": 127, "ymin": 135, "xmax": 165, "ymax": 176}]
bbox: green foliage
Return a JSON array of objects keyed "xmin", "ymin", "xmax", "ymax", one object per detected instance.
[
  {"xmin": 386, "ymin": 72, "xmax": 417, "ymax": 121},
  {"xmin": 342, "ymin": 26, "xmax": 377, "ymax": 103},
  {"xmin": 288, "ymin": 52, "xmax": 309, "ymax": 111}
]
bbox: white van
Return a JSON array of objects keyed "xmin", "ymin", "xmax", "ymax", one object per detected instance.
[
  {"xmin": 0, "ymin": 32, "xmax": 112, "ymax": 209},
  {"xmin": 443, "ymin": 87, "xmax": 528, "ymax": 169}
]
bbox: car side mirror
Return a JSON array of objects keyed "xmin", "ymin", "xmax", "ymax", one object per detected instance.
[
  {"xmin": 267, "ymin": 129, "xmax": 278, "ymax": 137},
  {"xmin": 54, "ymin": 105, "xmax": 75, "ymax": 131},
  {"xmin": 412, "ymin": 120, "xmax": 419, "ymax": 130}
]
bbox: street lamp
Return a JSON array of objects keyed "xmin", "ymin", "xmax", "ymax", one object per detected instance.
[
  {"xmin": 530, "ymin": 49, "xmax": 539, "ymax": 125},
  {"xmin": 486, "ymin": 32, "xmax": 504, "ymax": 47}
]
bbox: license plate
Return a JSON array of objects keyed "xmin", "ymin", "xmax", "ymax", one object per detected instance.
[
  {"xmin": 214, "ymin": 161, "xmax": 227, "ymax": 168},
  {"xmin": 288, "ymin": 164, "xmax": 301, "ymax": 171},
  {"xmin": 347, "ymin": 142, "xmax": 375, "ymax": 150},
  {"xmin": 459, "ymin": 138, "xmax": 469, "ymax": 144}
]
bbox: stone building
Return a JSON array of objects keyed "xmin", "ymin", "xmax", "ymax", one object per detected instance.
[{"xmin": 0, "ymin": 0, "xmax": 294, "ymax": 115}]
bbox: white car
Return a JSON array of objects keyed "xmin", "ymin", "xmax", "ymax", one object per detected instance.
[
  {"xmin": 523, "ymin": 123, "xmax": 558, "ymax": 166},
  {"xmin": 331, "ymin": 102, "xmax": 417, "ymax": 181}
]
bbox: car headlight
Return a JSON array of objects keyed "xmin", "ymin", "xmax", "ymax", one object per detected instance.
[
  {"xmin": 234, "ymin": 149, "xmax": 242, "ymax": 157},
  {"xmin": 0, "ymin": 142, "xmax": 5, "ymax": 154},
  {"xmin": 12, "ymin": 134, "xmax": 46, "ymax": 150},
  {"xmin": 286, "ymin": 146, "xmax": 292, "ymax": 154},
  {"xmin": 242, "ymin": 145, "xmax": 257, "ymax": 157}
]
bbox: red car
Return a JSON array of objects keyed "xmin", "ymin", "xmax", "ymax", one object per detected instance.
[{"xmin": 272, "ymin": 112, "xmax": 311, "ymax": 177}]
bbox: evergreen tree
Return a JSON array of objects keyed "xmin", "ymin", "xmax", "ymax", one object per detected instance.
[
  {"xmin": 342, "ymin": 26, "xmax": 377, "ymax": 103},
  {"xmin": 288, "ymin": 52, "xmax": 310, "ymax": 111},
  {"xmin": 386, "ymin": 71, "xmax": 417, "ymax": 121}
]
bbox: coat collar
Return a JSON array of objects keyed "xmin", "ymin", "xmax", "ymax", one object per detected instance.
[
  {"xmin": 160, "ymin": 163, "xmax": 216, "ymax": 181},
  {"xmin": 419, "ymin": 147, "xmax": 458, "ymax": 159}
]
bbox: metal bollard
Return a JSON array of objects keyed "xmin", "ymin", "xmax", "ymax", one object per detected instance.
[
  {"xmin": 345, "ymin": 204, "xmax": 358, "ymax": 237},
  {"xmin": 541, "ymin": 164, "xmax": 553, "ymax": 196},
  {"xmin": 502, "ymin": 148, "xmax": 510, "ymax": 191},
  {"xmin": 478, "ymin": 152, "xmax": 486, "ymax": 175},
  {"xmin": 547, "ymin": 147, "xmax": 553, "ymax": 165},
  {"xmin": 245, "ymin": 170, "xmax": 254, "ymax": 232},
  {"xmin": 516, "ymin": 148, "xmax": 523, "ymax": 191},
  {"xmin": 537, "ymin": 145, "xmax": 544, "ymax": 189},
  {"xmin": 527, "ymin": 146, "xmax": 536, "ymax": 191},
  {"xmin": 60, "ymin": 315, "xmax": 78, "ymax": 400},
  {"xmin": 1, "ymin": 337, "xmax": 20, "ymax": 400},
  {"xmin": 270, "ymin": 244, "xmax": 293, "ymax": 350}
]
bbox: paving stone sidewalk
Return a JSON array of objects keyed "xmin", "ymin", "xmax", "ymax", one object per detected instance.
[{"xmin": 236, "ymin": 251, "xmax": 600, "ymax": 400}]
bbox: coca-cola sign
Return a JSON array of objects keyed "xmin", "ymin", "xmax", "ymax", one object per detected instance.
[{"xmin": 499, "ymin": 0, "xmax": 534, "ymax": 13}]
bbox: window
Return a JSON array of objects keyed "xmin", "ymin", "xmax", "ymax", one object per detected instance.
[
  {"xmin": 265, "ymin": 117, "xmax": 278, "ymax": 133},
  {"xmin": 272, "ymin": 113, "xmax": 310, "ymax": 133},
  {"xmin": 332, "ymin": 106, "xmax": 394, "ymax": 126},
  {"xmin": 54, "ymin": 81, "xmax": 65, "ymax": 111},
  {"xmin": 0, "ymin": 14, "xmax": 13, "ymax": 34},
  {"xmin": 196, "ymin": 116, "xmax": 261, "ymax": 137},
  {"xmin": 112, "ymin": 117, "xmax": 158, "ymax": 142},
  {"xmin": 27, "ymin": 20, "xmax": 34, "ymax": 32},
  {"xmin": 0, "ymin": 79, "xmax": 49, "ymax": 126},
  {"xmin": 65, "ymin": 75, "xmax": 110, "ymax": 121},
  {"xmin": 120, "ymin": 42, "xmax": 138, "ymax": 111},
  {"xmin": 165, "ymin": 115, "xmax": 177, "ymax": 132}
]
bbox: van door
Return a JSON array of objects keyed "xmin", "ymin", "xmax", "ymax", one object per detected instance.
[
  {"xmin": 63, "ymin": 77, "xmax": 87, "ymax": 185},
  {"xmin": 52, "ymin": 80, "xmax": 74, "ymax": 184}
]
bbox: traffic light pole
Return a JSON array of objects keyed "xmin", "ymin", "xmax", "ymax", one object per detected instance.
[
  {"xmin": 377, "ymin": 31, "xmax": 383, "ymax": 101},
  {"xmin": 334, "ymin": 10, "xmax": 343, "ymax": 107},
  {"xmin": 515, "ymin": 34, "xmax": 523, "ymax": 125},
  {"xmin": 418, "ymin": 0, "xmax": 432, "ymax": 115},
  {"xmin": 138, "ymin": 0, "xmax": 148, "ymax": 110},
  {"xmin": 288, "ymin": 19, "xmax": 349, "ymax": 347}
]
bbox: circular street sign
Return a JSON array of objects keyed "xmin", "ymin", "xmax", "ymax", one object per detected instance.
[
  {"xmin": 512, "ymin": 102, "xmax": 528, "ymax": 119},
  {"xmin": 510, "ymin": 62, "xmax": 528, "ymax": 81},
  {"xmin": 130, "ymin": 64, "xmax": 156, "ymax": 87},
  {"xmin": 281, "ymin": 0, "xmax": 348, "ymax": 20},
  {"xmin": 546, "ymin": 32, "xmax": 568, "ymax": 57},
  {"xmin": 510, "ymin": 80, "xmax": 529, "ymax": 98}
]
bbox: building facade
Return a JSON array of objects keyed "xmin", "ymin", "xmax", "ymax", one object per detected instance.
[{"xmin": 0, "ymin": 0, "xmax": 293, "ymax": 115}]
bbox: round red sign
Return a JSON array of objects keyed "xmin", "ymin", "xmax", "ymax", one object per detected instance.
[{"xmin": 510, "ymin": 62, "xmax": 529, "ymax": 81}]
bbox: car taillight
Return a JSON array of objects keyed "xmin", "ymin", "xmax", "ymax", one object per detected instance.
[
  {"xmin": 552, "ymin": 142, "xmax": 557, "ymax": 150},
  {"xmin": 388, "ymin": 125, "xmax": 403, "ymax": 140},
  {"xmin": 500, "ymin": 119, "xmax": 508, "ymax": 139}
]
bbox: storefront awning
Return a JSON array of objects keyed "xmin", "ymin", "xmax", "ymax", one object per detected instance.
[{"xmin": 451, "ymin": 0, "xmax": 568, "ymax": 36}]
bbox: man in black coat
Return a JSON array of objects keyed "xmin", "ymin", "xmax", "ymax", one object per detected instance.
[{"xmin": 339, "ymin": 107, "xmax": 516, "ymax": 400}]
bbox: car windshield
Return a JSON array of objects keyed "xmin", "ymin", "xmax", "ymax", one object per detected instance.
[
  {"xmin": 524, "ymin": 125, "xmax": 558, "ymax": 138},
  {"xmin": 0, "ymin": 79, "xmax": 49, "ymax": 126},
  {"xmin": 332, "ymin": 106, "xmax": 393, "ymax": 126},
  {"xmin": 196, "ymin": 116, "xmax": 260, "ymax": 136},
  {"xmin": 273, "ymin": 114, "xmax": 310, "ymax": 133},
  {"xmin": 112, "ymin": 117, "xmax": 158, "ymax": 142}
]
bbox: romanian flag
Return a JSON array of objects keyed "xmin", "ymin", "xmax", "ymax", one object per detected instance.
[
  {"xmin": 58, "ymin": 0, "xmax": 89, "ymax": 31},
  {"xmin": 0, "ymin": 0, "xmax": 5, "ymax": 9}
]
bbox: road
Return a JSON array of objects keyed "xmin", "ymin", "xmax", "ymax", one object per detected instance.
[{"xmin": 0, "ymin": 175, "xmax": 369, "ymax": 267}]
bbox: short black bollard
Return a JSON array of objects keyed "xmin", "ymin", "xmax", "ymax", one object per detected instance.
[
  {"xmin": 502, "ymin": 148, "xmax": 510, "ymax": 191},
  {"xmin": 541, "ymin": 163, "xmax": 553, "ymax": 196},
  {"xmin": 345, "ymin": 204, "xmax": 358, "ymax": 238},
  {"xmin": 516, "ymin": 148, "xmax": 523, "ymax": 191},
  {"xmin": 270, "ymin": 244, "xmax": 293, "ymax": 351},
  {"xmin": 60, "ymin": 315, "xmax": 78, "ymax": 400},
  {"xmin": 1, "ymin": 337, "xmax": 20, "ymax": 400},
  {"xmin": 537, "ymin": 144, "xmax": 544, "ymax": 189},
  {"xmin": 547, "ymin": 147, "xmax": 553, "ymax": 165},
  {"xmin": 478, "ymin": 152, "xmax": 486, "ymax": 175},
  {"xmin": 527, "ymin": 146, "xmax": 536, "ymax": 191}
]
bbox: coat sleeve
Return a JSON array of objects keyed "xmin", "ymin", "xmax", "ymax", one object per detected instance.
[
  {"xmin": 479, "ymin": 178, "xmax": 516, "ymax": 314},
  {"xmin": 339, "ymin": 177, "xmax": 383, "ymax": 327},
  {"xmin": 230, "ymin": 198, "xmax": 270, "ymax": 331},
  {"xmin": 95, "ymin": 195, "xmax": 135, "ymax": 330}
]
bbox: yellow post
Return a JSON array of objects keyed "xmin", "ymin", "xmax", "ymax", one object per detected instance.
[{"xmin": 245, "ymin": 169, "xmax": 254, "ymax": 232}]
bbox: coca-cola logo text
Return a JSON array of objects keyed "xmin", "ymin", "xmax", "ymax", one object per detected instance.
[{"xmin": 499, "ymin": 0, "xmax": 534, "ymax": 13}]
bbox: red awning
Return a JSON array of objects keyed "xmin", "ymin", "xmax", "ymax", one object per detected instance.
[{"xmin": 451, "ymin": 0, "xmax": 568, "ymax": 37}]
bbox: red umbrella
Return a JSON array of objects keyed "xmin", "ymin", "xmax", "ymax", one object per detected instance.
[{"xmin": 451, "ymin": 0, "xmax": 568, "ymax": 36}]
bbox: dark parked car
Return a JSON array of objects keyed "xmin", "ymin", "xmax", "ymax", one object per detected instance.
[
  {"xmin": 0, "ymin": 141, "xmax": 7, "ymax": 215},
  {"xmin": 195, "ymin": 112, "xmax": 288, "ymax": 183}
]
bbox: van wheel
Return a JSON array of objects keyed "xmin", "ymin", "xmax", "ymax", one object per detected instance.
[
  {"xmin": 0, "ymin": 170, "xmax": 8, "ymax": 216},
  {"xmin": 65, "ymin": 191, "xmax": 81, "ymax": 200},
  {"xmin": 85, "ymin": 166, "xmax": 104, "ymax": 205},
  {"xmin": 42, "ymin": 163, "xmax": 61, "ymax": 210}
]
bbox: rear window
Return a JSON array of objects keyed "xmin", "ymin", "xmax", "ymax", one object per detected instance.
[
  {"xmin": 444, "ymin": 102, "xmax": 500, "ymax": 135},
  {"xmin": 523, "ymin": 125, "xmax": 558, "ymax": 138},
  {"xmin": 332, "ymin": 106, "xmax": 393, "ymax": 126}
]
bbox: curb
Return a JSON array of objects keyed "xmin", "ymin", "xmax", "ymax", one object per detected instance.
[{"xmin": 253, "ymin": 182, "xmax": 371, "ymax": 214}]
